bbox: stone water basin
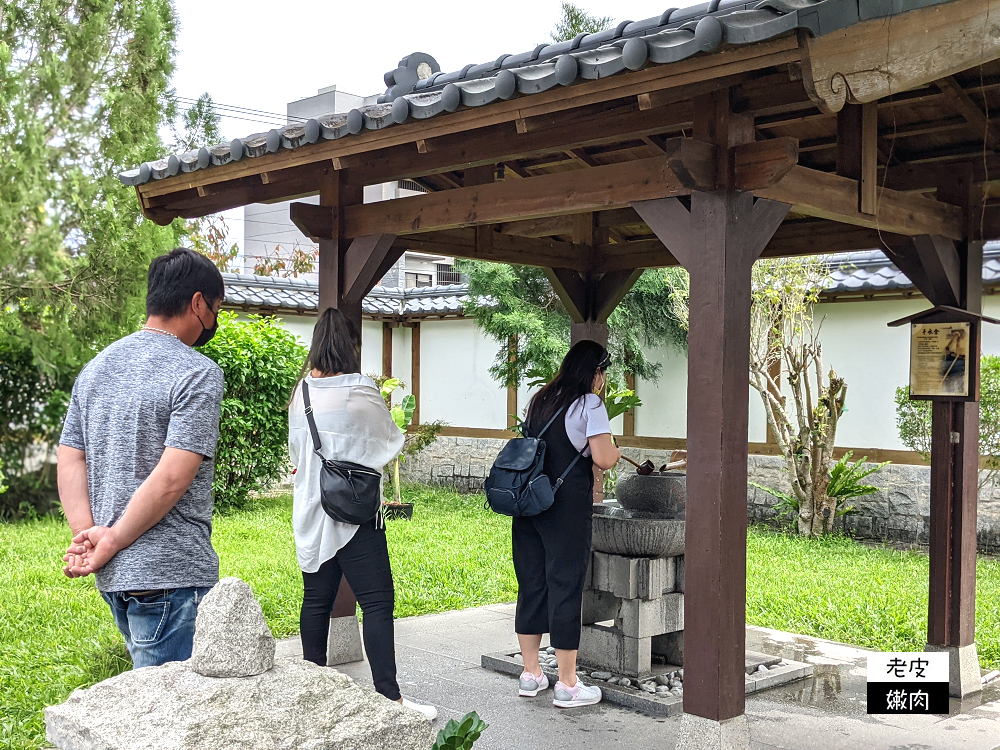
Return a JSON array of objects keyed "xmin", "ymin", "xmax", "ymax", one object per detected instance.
[
  {"xmin": 591, "ymin": 504, "xmax": 685, "ymax": 557},
  {"xmin": 615, "ymin": 471, "xmax": 686, "ymax": 518}
]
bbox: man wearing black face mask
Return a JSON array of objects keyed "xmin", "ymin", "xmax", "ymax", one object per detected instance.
[{"xmin": 57, "ymin": 248, "xmax": 225, "ymax": 668}]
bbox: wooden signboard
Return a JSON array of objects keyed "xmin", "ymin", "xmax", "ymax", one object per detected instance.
[
  {"xmin": 909, "ymin": 321, "xmax": 972, "ymax": 399},
  {"xmin": 888, "ymin": 306, "xmax": 996, "ymax": 403}
]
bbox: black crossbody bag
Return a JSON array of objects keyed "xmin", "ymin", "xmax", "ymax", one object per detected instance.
[{"xmin": 301, "ymin": 381, "xmax": 383, "ymax": 526}]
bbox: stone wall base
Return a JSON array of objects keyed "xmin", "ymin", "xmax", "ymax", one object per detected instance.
[
  {"xmin": 400, "ymin": 436, "xmax": 1000, "ymax": 552},
  {"xmin": 925, "ymin": 643, "xmax": 982, "ymax": 697}
]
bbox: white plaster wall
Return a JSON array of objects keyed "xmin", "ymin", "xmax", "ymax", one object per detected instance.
[
  {"xmin": 813, "ymin": 298, "xmax": 925, "ymax": 450},
  {"xmin": 420, "ymin": 318, "xmax": 507, "ymax": 428},
  {"xmin": 359, "ymin": 320, "xmax": 382, "ymax": 377},
  {"xmin": 390, "ymin": 325, "xmax": 413, "ymax": 403},
  {"xmin": 982, "ymin": 296, "xmax": 1000, "ymax": 354},
  {"xmin": 634, "ymin": 344, "xmax": 687, "ymax": 438}
]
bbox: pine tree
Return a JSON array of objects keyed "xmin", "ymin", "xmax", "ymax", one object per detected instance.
[{"xmin": 0, "ymin": 0, "xmax": 188, "ymax": 507}]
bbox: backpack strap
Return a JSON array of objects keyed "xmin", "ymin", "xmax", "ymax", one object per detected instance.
[
  {"xmin": 300, "ymin": 381, "xmax": 325, "ymax": 459},
  {"xmin": 552, "ymin": 448, "xmax": 586, "ymax": 492},
  {"xmin": 526, "ymin": 405, "xmax": 567, "ymax": 440}
]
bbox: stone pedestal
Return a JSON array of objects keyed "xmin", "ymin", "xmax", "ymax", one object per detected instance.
[
  {"xmin": 675, "ymin": 713, "xmax": 750, "ymax": 750},
  {"xmin": 925, "ymin": 643, "xmax": 982, "ymax": 697},
  {"xmin": 578, "ymin": 550, "xmax": 684, "ymax": 677},
  {"xmin": 327, "ymin": 615, "xmax": 364, "ymax": 665}
]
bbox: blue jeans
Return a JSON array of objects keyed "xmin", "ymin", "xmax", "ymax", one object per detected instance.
[{"xmin": 101, "ymin": 587, "xmax": 213, "ymax": 669}]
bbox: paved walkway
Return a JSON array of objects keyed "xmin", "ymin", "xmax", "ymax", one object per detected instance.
[{"xmin": 276, "ymin": 604, "xmax": 1000, "ymax": 750}]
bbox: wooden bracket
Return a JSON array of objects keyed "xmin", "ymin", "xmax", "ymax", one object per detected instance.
[
  {"xmin": 883, "ymin": 235, "xmax": 962, "ymax": 307},
  {"xmin": 342, "ymin": 234, "xmax": 400, "ymax": 305},
  {"xmin": 290, "ymin": 202, "xmax": 336, "ymax": 241},
  {"xmin": 545, "ymin": 267, "xmax": 643, "ymax": 325}
]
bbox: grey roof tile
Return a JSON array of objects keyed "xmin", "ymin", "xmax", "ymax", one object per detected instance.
[
  {"xmin": 223, "ymin": 273, "xmax": 469, "ymax": 317},
  {"xmin": 123, "ymin": 0, "xmax": 955, "ymax": 187},
  {"xmin": 823, "ymin": 243, "xmax": 1000, "ymax": 295}
]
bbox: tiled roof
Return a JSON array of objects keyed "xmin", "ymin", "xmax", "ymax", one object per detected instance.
[
  {"xmin": 221, "ymin": 273, "xmax": 468, "ymax": 317},
  {"xmin": 121, "ymin": 0, "xmax": 952, "ymax": 186},
  {"xmin": 823, "ymin": 244, "xmax": 1000, "ymax": 296}
]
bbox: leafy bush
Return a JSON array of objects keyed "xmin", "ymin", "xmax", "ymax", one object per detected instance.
[
  {"xmin": 200, "ymin": 312, "xmax": 307, "ymax": 510},
  {"xmin": 895, "ymin": 354, "xmax": 1000, "ymax": 485},
  {"xmin": 432, "ymin": 712, "xmax": 488, "ymax": 750},
  {"xmin": 0, "ymin": 340, "xmax": 74, "ymax": 519}
]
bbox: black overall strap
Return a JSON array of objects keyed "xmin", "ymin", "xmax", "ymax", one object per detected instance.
[
  {"xmin": 527, "ymin": 405, "xmax": 567, "ymax": 439},
  {"xmin": 300, "ymin": 381, "xmax": 325, "ymax": 459}
]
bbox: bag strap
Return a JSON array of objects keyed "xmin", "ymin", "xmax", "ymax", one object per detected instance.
[
  {"xmin": 552, "ymin": 448, "xmax": 586, "ymax": 492},
  {"xmin": 301, "ymin": 381, "xmax": 325, "ymax": 459},
  {"xmin": 527, "ymin": 405, "xmax": 567, "ymax": 440}
]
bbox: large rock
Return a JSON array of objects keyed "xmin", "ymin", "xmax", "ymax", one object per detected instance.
[
  {"xmin": 190, "ymin": 577, "xmax": 275, "ymax": 677},
  {"xmin": 45, "ymin": 658, "xmax": 435, "ymax": 750}
]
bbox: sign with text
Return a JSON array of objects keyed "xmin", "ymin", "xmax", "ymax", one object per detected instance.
[
  {"xmin": 909, "ymin": 322, "xmax": 971, "ymax": 398},
  {"xmin": 867, "ymin": 652, "xmax": 949, "ymax": 714}
]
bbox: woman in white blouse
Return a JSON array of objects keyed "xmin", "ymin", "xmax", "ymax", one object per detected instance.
[{"xmin": 288, "ymin": 307, "xmax": 435, "ymax": 719}]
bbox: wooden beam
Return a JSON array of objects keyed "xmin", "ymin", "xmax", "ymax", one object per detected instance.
[
  {"xmin": 344, "ymin": 143, "xmax": 718, "ymax": 237},
  {"xmin": 756, "ymin": 166, "xmax": 964, "ymax": 238},
  {"xmin": 732, "ymin": 137, "xmax": 799, "ymax": 191},
  {"xmin": 801, "ymin": 0, "xmax": 1000, "ymax": 113},
  {"xmin": 545, "ymin": 268, "xmax": 589, "ymax": 323},
  {"xmin": 936, "ymin": 76, "xmax": 1000, "ymax": 149},
  {"xmin": 290, "ymin": 202, "xmax": 334, "ymax": 241},
  {"xmin": 395, "ymin": 231, "xmax": 590, "ymax": 272},
  {"xmin": 622, "ymin": 372, "xmax": 636, "ymax": 437}
]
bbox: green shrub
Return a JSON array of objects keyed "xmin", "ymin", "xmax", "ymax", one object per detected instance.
[
  {"xmin": 895, "ymin": 353, "xmax": 1000, "ymax": 485},
  {"xmin": 200, "ymin": 312, "xmax": 307, "ymax": 510},
  {"xmin": 432, "ymin": 712, "xmax": 488, "ymax": 750},
  {"xmin": 0, "ymin": 340, "xmax": 73, "ymax": 519}
]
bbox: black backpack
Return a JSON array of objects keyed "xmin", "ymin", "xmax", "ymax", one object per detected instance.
[{"xmin": 484, "ymin": 406, "xmax": 584, "ymax": 517}]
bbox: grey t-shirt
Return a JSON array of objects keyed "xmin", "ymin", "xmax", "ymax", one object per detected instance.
[{"xmin": 60, "ymin": 330, "xmax": 224, "ymax": 592}]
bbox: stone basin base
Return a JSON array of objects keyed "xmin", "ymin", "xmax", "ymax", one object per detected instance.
[{"xmin": 592, "ymin": 504, "xmax": 685, "ymax": 557}]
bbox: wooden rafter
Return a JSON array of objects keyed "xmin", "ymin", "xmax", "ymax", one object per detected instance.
[{"xmin": 936, "ymin": 76, "xmax": 1000, "ymax": 149}]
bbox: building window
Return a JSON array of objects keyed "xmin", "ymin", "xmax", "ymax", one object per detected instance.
[
  {"xmin": 397, "ymin": 179, "xmax": 427, "ymax": 194},
  {"xmin": 405, "ymin": 272, "xmax": 433, "ymax": 288},
  {"xmin": 436, "ymin": 264, "xmax": 461, "ymax": 284}
]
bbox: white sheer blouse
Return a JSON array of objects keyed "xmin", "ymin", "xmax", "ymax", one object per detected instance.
[{"xmin": 288, "ymin": 374, "xmax": 405, "ymax": 573}]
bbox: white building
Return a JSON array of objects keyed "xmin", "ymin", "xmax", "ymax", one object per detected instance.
[{"xmin": 222, "ymin": 247, "xmax": 1000, "ymax": 458}]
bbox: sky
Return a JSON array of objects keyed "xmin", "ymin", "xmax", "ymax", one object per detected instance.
[{"xmin": 169, "ymin": 0, "xmax": 702, "ymax": 250}]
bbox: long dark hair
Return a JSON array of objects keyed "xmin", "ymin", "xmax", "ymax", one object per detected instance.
[
  {"xmin": 307, "ymin": 307, "xmax": 360, "ymax": 375},
  {"xmin": 526, "ymin": 340, "xmax": 609, "ymax": 430}
]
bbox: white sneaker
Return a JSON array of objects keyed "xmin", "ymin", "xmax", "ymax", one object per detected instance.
[
  {"xmin": 552, "ymin": 679, "xmax": 602, "ymax": 708},
  {"xmin": 519, "ymin": 670, "xmax": 550, "ymax": 697},
  {"xmin": 401, "ymin": 698, "xmax": 438, "ymax": 721}
]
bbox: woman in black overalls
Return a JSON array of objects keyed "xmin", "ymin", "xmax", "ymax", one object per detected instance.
[{"xmin": 512, "ymin": 340, "xmax": 621, "ymax": 708}]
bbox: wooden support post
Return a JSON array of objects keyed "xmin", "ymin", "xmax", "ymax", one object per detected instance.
[
  {"xmin": 382, "ymin": 322, "xmax": 393, "ymax": 378},
  {"xmin": 836, "ymin": 102, "xmax": 878, "ymax": 215},
  {"xmin": 925, "ymin": 166, "xmax": 983, "ymax": 696},
  {"xmin": 633, "ymin": 88, "xmax": 790, "ymax": 733},
  {"xmin": 623, "ymin": 372, "xmax": 636, "ymax": 437},
  {"xmin": 411, "ymin": 322, "xmax": 421, "ymax": 426},
  {"xmin": 507, "ymin": 336, "xmax": 519, "ymax": 429}
]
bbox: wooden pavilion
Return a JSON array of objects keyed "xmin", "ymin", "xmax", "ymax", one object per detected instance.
[{"xmin": 127, "ymin": 0, "xmax": 1000, "ymax": 739}]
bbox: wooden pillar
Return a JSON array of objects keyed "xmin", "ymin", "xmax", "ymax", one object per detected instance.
[
  {"xmin": 623, "ymin": 372, "xmax": 636, "ymax": 437},
  {"xmin": 410, "ymin": 322, "xmax": 421, "ymax": 426},
  {"xmin": 633, "ymin": 89, "xmax": 789, "ymax": 730},
  {"xmin": 506, "ymin": 336, "xmax": 519, "ymax": 429},
  {"xmin": 382, "ymin": 322, "xmax": 393, "ymax": 378},
  {"xmin": 882, "ymin": 164, "xmax": 983, "ymax": 696},
  {"xmin": 836, "ymin": 102, "xmax": 879, "ymax": 215}
]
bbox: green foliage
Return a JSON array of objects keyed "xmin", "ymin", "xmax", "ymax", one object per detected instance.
[
  {"xmin": 895, "ymin": 354, "xmax": 1000, "ymax": 485},
  {"xmin": 605, "ymin": 387, "xmax": 641, "ymax": 421},
  {"xmin": 461, "ymin": 262, "xmax": 686, "ymax": 389},
  {"xmin": 391, "ymin": 394, "xmax": 417, "ymax": 431},
  {"xmin": 550, "ymin": 2, "xmax": 613, "ymax": 42},
  {"xmin": 0, "ymin": 338, "xmax": 73, "ymax": 518},
  {"xmin": 199, "ymin": 312, "xmax": 307, "ymax": 510},
  {"xmin": 432, "ymin": 711, "xmax": 489, "ymax": 750},
  {"xmin": 1, "ymin": 0, "xmax": 186, "ymax": 369},
  {"xmin": 827, "ymin": 452, "xmax": 889, "ymax": 509}
]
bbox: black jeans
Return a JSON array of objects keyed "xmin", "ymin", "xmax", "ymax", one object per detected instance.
[{"xmin": 300, "ymin": 518, "xmax": 400, "ymax": 700}]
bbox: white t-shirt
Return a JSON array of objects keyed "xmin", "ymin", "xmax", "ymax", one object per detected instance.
[
  {"xmin": 287, "ymin": 374, "xmax": 405, "ymax": 573},
  {"xmin": 564, "ymin": 394, "xmax": 612, "ymax": 455}
]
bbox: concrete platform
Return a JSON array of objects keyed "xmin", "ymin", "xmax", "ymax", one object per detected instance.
[{"xmin": 277, "ymin": 604, "xmax": 1000, "ymax": 750}]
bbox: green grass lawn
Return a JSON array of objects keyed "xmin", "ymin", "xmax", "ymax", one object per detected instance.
[{"xmin": 2, "ymin": 485, "xmax": 1000, "ymax": 750}]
